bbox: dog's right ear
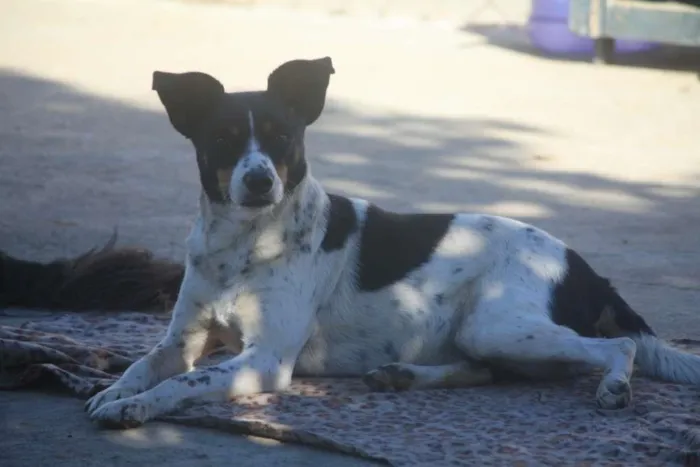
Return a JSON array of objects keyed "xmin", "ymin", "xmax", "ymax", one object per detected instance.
[{"xmin": 152, "ymin": 71, "xmax": 225, "ymax": 139}]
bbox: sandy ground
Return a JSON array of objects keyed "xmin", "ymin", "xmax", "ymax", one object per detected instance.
[{"xmin": 1, "ymin": 0, "xmax": 699, "ymax": 465}]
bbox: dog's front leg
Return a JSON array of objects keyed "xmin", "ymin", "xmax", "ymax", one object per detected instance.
[
  {"xmin": 88, "ymin": 347, "xmax": 294, "ymax": 428},
  {"xmin": 85, "ymin": 279, "xmax": 215, "ymax": 415},
  {"xmin": 91, "ymin": 287, "xmax": 313, "ymax": 427},
  {"xmin": 89, "ymin": 287, "xmax": 314, "ymax": 428}
]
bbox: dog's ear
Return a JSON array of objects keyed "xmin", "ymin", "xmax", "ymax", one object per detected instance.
[
  {"xmin": 267, "ymin": 57, "xmax": 335, "ymax": 126},
  {"xmin": 152, "ymin": 71, "xmax": 225, "ymax": 139}
]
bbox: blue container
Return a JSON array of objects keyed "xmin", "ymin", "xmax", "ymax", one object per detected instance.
[{"xmin": 528, "ymin": 0, "xmax": 656, "ymax": 55}]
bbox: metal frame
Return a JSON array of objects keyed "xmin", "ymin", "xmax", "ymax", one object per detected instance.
[{"xmin": 569, "ymin": 0, "xmax": 700, "ymax": 63}]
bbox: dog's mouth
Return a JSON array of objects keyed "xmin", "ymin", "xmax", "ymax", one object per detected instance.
[{"xmin": 240, "ymin": 195, "xmax": 274, "ymax": 209}]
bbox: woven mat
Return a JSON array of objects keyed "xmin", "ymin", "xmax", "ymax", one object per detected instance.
[{"xmin": 3, "ymin": 311, "xmax": 700, "ymax": 466}]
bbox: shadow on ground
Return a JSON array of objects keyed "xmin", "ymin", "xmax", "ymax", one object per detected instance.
[
  {"xmin": 1, "ymin": 67, "xmax": 698, "ymax": 260},
  {"xmin": 0, "ymin": 391, "xmax": 380, "ymax": 466},
  {"xmin": 461, "ymin": 22, "xmax": 700, "ymax": 73}
]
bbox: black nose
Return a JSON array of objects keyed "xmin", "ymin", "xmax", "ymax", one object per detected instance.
[{"xmin": 243, "ymin": 170, "xmax": 274, "ymax": 195}]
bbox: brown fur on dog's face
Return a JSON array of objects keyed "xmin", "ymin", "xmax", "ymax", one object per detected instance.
[
  {"xmin": 216, "ymin": 168, "xmax": 234, "ymax": 202},
  {"xmin": 151, "ymin": 57, "xmax": 335, "ymax": 207}
]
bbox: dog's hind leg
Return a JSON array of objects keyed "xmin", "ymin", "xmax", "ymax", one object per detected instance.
[
  {"xmin": 363, "ymin": 361, "xmax": 493, "ymax": 392},
  {"xmin": 457, "ymin": 294, "xmax": 637, "ymax": 409}
]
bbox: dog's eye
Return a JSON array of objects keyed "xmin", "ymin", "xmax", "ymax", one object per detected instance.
[
  {"xmin": 276, "ymin": 133, "xmax": 290, "ymax": 143},
  {"xmin": 215, "ymin": 136, "xmax": 229, "ymax": 147}
]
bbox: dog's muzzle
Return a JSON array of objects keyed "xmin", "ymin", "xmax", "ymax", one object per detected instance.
[{"xmin": 241, "ymin": 168, "xmax": 275, "ymax": 207}]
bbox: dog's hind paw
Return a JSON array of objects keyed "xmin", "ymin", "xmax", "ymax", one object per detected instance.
[
  {"xmin": 363, "ymin": 363, "xmax": 416, "ymax": 392},
  {"xmin": 596, "ymin": 378, "xmax": 632, "ymax": 410}
]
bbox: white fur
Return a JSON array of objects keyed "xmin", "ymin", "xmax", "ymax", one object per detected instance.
[{"xmin": 86, "ymin": 170, "xmax": 700, "ymax": 427}]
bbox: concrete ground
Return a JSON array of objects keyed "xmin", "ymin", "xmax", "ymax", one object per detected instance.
[{"xmin": 0, "ymin": 0, "xmax": 698, "ymax": 465}]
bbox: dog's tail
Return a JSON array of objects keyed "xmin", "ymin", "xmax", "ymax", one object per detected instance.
[{"xmin": 0, "ymin": 233, "xmax": 184, "ymax": 313}]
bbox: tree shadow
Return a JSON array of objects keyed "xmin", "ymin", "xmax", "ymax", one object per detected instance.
[
  {"xmin": 0, "ymin": 67, "xmax": 698, "ymax": 325},
  {"xmin": 461, "ymin": 22, "xmax": 700, "ymax": 73}
]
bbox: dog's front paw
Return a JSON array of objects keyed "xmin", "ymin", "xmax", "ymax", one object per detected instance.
[
  {"xmin": 89, "ymin": 396, "xmax": 151, "ymax": 429},
  {"xmin": 85, "ymin": 384, "xmax": 141, "ymax": 414},
  {"xmin": 363, "ymin": 363, "xmax": 416, "ymax": 392}
]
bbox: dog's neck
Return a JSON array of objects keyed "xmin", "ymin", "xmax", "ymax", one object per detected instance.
[{"xmin": 186, "ymin": 175, "xmax": 328, "ymax": 265}]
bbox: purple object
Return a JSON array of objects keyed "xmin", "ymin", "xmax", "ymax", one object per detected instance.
[{"xmin": 528, "ymin": 0, "xmax": 656, "ymax": 55}]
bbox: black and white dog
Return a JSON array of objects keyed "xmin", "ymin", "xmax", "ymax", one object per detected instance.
[{"xmin": 3, "ymin": 57, "xmax": 699, "ymax": 429}]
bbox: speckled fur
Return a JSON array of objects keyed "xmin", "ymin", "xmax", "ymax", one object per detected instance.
[{"xmin": 83, "ymin": 57, "xmax": 700, "ymax": 428}]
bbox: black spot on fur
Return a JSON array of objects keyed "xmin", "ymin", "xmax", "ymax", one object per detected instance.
[
  {"xmin": 356, "ymin": 349, "xmax": 369, "ymax": 366},
  {"xmin": 390, "ymin": 299, "xmax": 400, "ymax": 308},
  {"xmin": 480, "ymin": 217, "xmax": 494, "ymax": 232},
  {"xmin": 357, "ymin": 205, "xmax": 454, "ymax": 291},
  {"xmin": 526, "ymin": 334, "xmax": 534, "ymax": 340},
  {"xmin": 435, "ymin": 293, "xmax": 445, "ymax": 305},
  {"xmin": 383, "ymin": 341, "xmax": 400, "ymax": 362},
  {"xmin": 321, "ymin": 194, "xmax": 358, "ymax": 252},
  {"xmin": 435, "ymin": 319, "xmax": 447, "ymax": 333},
  {"xmin": 453, "ymin": 267, "xmax": 463, "ymax": 274},
  {"xmin": 196, "ymin": 375, "xmax": 211, "ymax": 385},
  {"xmin": 550, "ymin": 248, "xmax": 655, "ymax": 338},
  {"xmin": 300, "ymin": 244, "xmax": 311, "ymax": 254},
  {"xmin": 293, "ymin": 227, "xmax": 310, "ymax": 249},
  {"xmin": 218, "ymin": 263, "xmax": 226, "ymax": 271},
  {"xmin": 187, "ymin": 380, "xmax": 197, "ymax": 387},
  {"xmin": 525, "ymin": 227, "xmax": 544, "ymax": 245}
]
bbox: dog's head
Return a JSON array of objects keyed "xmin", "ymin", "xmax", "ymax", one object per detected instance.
[{"xmin": 152, "ymin": 57, "xmax": 334, "ymax": 212}]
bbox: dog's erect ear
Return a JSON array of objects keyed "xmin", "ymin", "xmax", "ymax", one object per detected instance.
[
  {"xmin": 266, "ymin": 57, "xmax": 335, "ymax": 126},
  {"xmin": 152, "ymin": 71, "xmax": 225, "ymax": 139}
]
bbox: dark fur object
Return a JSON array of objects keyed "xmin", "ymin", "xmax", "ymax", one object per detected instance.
[{"xmin": 0, "ymin": 235, "xmax": 183, "ymax": 312}]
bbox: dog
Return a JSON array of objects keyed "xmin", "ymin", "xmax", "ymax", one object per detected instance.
[{"xmin": 2, "ymin": 56, "xmax": 699, "ymax": 429}]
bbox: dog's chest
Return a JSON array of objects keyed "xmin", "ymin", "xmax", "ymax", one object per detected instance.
[{"xmin": 187, "ymin": 217, "xmax": 292, "ymax": 285}]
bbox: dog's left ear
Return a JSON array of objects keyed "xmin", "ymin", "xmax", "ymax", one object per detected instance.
[{"xmin": 267, "ymin": 57, "xmax": 335, "ymax": 126}]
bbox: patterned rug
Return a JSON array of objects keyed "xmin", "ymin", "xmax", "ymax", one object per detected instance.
[{"xmin": 2, "ymin": 311, "xmax": 700, "ymax": 466}]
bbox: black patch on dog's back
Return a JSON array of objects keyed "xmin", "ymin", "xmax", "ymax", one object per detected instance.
[
  {"xmin": 357, "ymin": 205, "xmax": 454, "ymax": 291},
  {"xmin": 321, "ymin": 194, "xmax": 358, "ymax": 252},
  {"xmin": 550, "ymin": 248, "xmax": 655, "ymax": 338}
]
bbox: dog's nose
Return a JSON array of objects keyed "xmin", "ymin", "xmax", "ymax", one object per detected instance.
[{"xmin": 243, "ymin": 170, "xmax": 274, "ymax": 195}]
